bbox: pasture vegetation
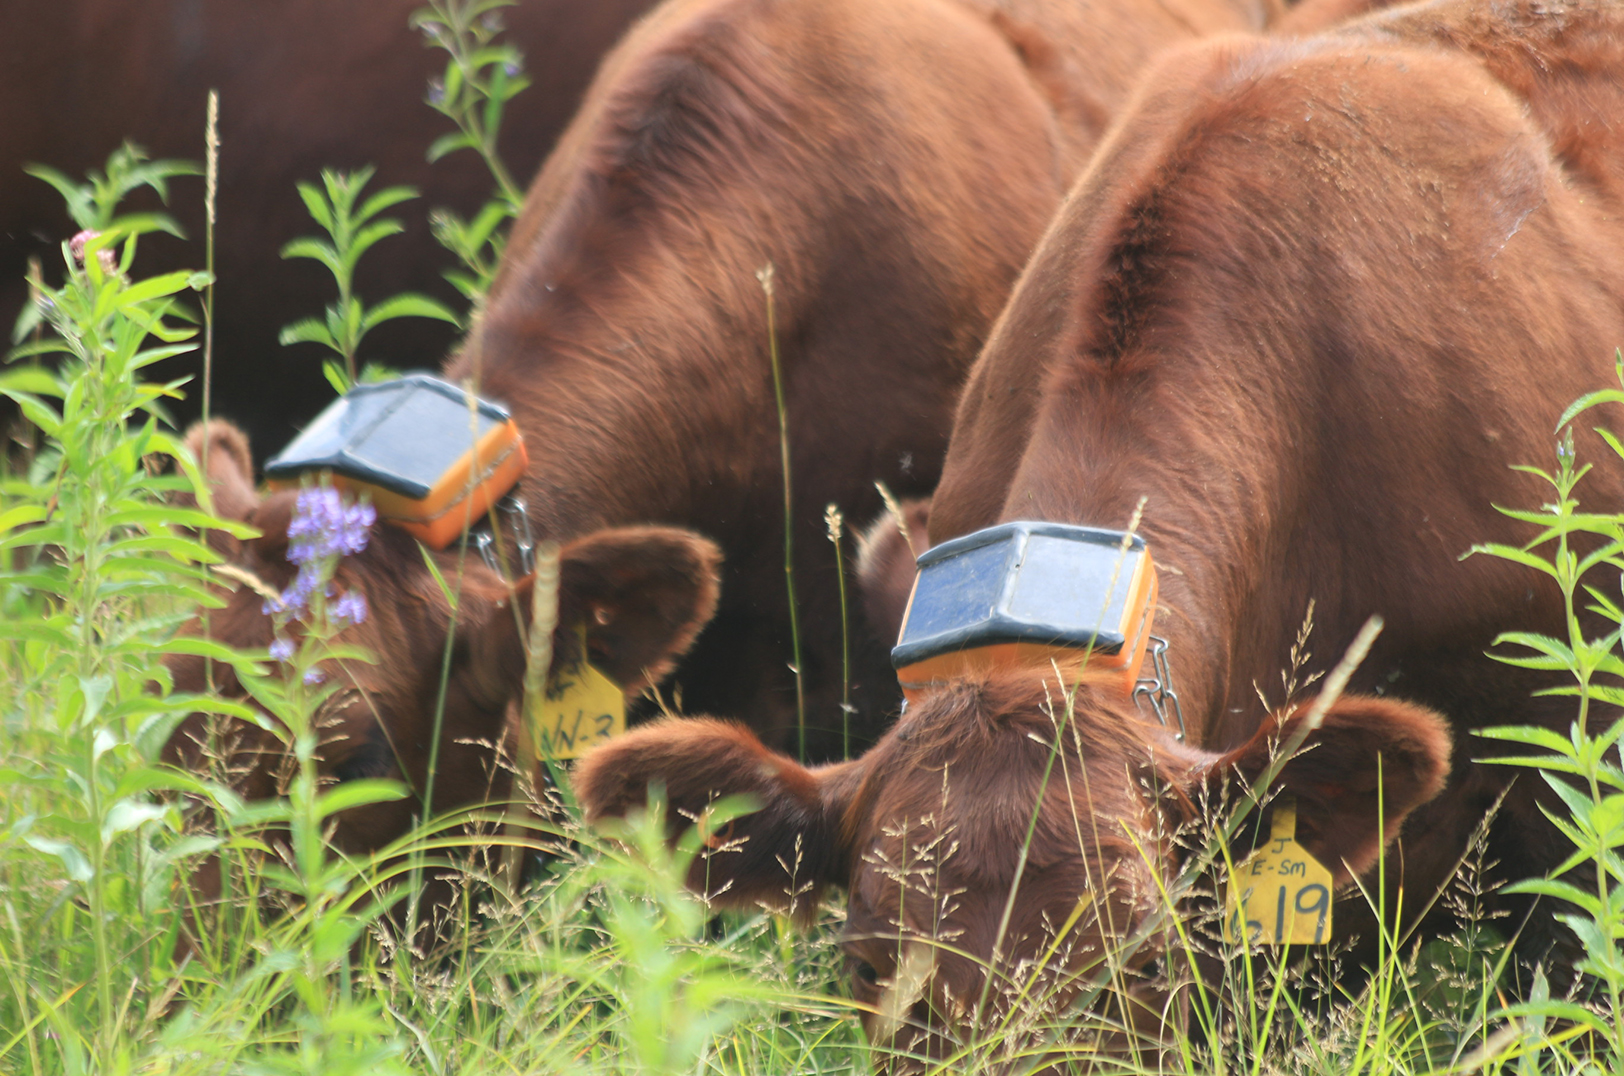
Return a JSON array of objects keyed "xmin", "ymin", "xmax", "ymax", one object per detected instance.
[{"xmin": 1, "ymin": 4, "xmax": 1623, "ymax": 1074}]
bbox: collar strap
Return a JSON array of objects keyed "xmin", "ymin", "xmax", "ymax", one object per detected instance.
[
  {"xmin": 892, "ymin": 520, "xmax": 1184, "ymax": 738},
  {"xmin": 264, "ymin": 373, "xmax": 531, "ymax": 558}
]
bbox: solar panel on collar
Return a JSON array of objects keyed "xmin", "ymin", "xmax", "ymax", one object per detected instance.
[
  {"xmin": 264, "ymin": 374, "xmax": 529, "ymax": 549},
  {"xmin": 891, "ymin": 521, "xmax": 1159, "ymax": 703}
]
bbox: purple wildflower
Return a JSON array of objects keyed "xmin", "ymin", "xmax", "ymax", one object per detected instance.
[
  {"xmin": 258, "ymin": 485, "xmax": 373, "ymax": 688},
  {"xmin": 287, "ymin": 487, "xmax": 374, "ymax": 563},
  {"xmin": 332, "ymin": 591, "xmax": 368, "ymax": 627},
  {"xmin": 270, "ymin": 487, "xmax": 375, "ymax": 621}
]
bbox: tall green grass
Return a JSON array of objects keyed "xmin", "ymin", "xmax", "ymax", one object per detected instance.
[
  {"xmin": 2, "ymin": 154, "xmax": 1618, "ymax": 1071},
  {"xmin": 1, "ymin": 8, "xmax": 1622, "ymax": 1072}
]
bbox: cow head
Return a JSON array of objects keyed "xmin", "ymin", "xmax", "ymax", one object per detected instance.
[
  {"xmin": 166, "ymin": 421, "xmax": 722, "ymax": 861},
  {"xmin": 574, "ymin": 669, "xmax": 1449, "ymax": 1068}
]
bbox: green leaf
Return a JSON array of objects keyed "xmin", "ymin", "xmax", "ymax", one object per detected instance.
[
  {"xmin": 1558, "ymin": 388, "xmax": 1624, "ymax": 429},
  {"xmin": 1476, "ymin": 724, "xmax": 1576, "ymax": 755},
  {"xmin": 417, "ymin": 543, "xmax": 457, "ymax": 612},
  {"xmin": 101, "ymin": 800, "xmax": 170, "ymax": 844},
  {"xmin": 466, "ymin": 198, "xmax": 512, "ymax": 247},
  {"xmin": 315, "ymin": 779, "xmax": 410, "ymax": 820},
  {"xmin": 0, "ymin": 367, "xmax": 64, "ymax": 397},
  {"xmin": 6, "ymin": 336, "xmax": 71, "ymax": 360},
  {"xmin": 279, "ymin": 236, "xmax": 342, "ymax": 275},
  {"xmin": 322, "ymin": 359, "xmax": 354, "ymax": 395},
  {"xmin": 343, "ymin": 219, "xmax": 406, "ymax": 276},
  {"xmin": 295, "ymin": 181, "xmax": 336, "ymax": 233},
  {"xmin": 1487, "ymin": 630, "xmax": 1575, "ymax": 664},
  {"xmin": 280, "ymin": 317, "xmax": 338, "ymax": 351},
  {"xmin": 360, "ymin": 292, "xmax": 462, "ymax": 333},
  {"xmin": 23, "ymin": 836, "xmax": 93, "ymax": 883},
  {"xmin": 356, "ymin": 185, "xmax": 418, "ymax": 225},
  {"xmin": 151, "ymin": 636, "xmax": 257, "ymax": 664},
  {"xmin": 1462, "ymin": 542, "xmax": 1557, "ymax": 577},
  {"xmin": 427, "ymin": 131, "xmax": 477, "ymax": 163},
  {"xmin": 115, "ymin": 270, "xmax": 199, "ymax": 308},
  {"xmin": 106, "ymin": 210, "xmax": 187, "ymax": 241},
  {"xmin": 0, "ymin": 390, "xmax": 63, "ymax": 437},
  {"xmin": 0, "ymin": 504, "xmax": 47, "ymax": 534}
]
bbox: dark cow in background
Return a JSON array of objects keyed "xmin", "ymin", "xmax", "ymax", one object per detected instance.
[
  {"xmin": 577, "ymin": 0, "xmax": 1624, "ymax": 1062},
  {"xmin": 0, "ymin": 0, "xmax": 656, "ymax": 456},
  {"xmin": 449, "ymin": 0, "xmax": 1285, "ymax": 753}
]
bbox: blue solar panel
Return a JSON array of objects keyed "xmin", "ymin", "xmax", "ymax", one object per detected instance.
[
  {"xmin": 1005, "ymin": 533, "xmax": 1139, "ymax": 650},
  {"xmin": 898, "ymin": 537, "xmax": 1014, "ymax": 647},
  {"xmin": 891, "ymin": 521, "xmax": 1147, "ymax": 669},
  {"xmin": 265, "ymin": 374, "xmax": 509, "ymax": 498}
]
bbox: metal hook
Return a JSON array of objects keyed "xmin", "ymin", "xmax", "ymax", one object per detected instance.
[
  {"xmin": 474, "ymin": 494, "xmax": 536, "ymax": 579},
  {"xmin": 1133, "ymin": 635, "xmax": 1186, "ymax": 740}
]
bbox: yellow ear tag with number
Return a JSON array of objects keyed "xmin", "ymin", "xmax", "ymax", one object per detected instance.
[
  {"xmin": 1224, "ymin": 798, "xmax": 1334, "ymax": 946},
  {"xmin": 530, "ymin": 629, "xmax": 626, "ymax": 760}
]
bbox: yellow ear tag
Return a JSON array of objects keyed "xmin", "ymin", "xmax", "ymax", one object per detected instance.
[
  {"xmin": 530, "ymin": 629, "xmax": 626, "ymax": 761},
  {"xmin": 1223, "ymin": 798, "xmax": 1334, "ymax": 946}
]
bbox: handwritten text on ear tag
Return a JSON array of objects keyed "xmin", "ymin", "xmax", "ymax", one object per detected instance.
[
  {"xmin": 531, "ymin": 651, "xmax": 625, "ymax": 761},
  {"xmin": 1224, "ymin": 798, "xmax": 1334, "ymax": 945}
]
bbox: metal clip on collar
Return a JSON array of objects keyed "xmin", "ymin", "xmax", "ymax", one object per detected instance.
[
  {"xmin": 1132, "ymin": 634, "xmax": 1185, "ymax": 740},
  {"xmin": 473, "ymin": 495, "xmax": 536, "ymax": 579}
]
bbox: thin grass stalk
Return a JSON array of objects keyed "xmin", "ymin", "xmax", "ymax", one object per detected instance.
[
  {"xmin": 507, "ymin": 540, "xmax": 559, "ymax": 890},
  {"xmin": 199, "ymin": 95, "xmax": 225, "ymax": 937},
  {"xmin": 825, "ymin": 504, "xmax": 850, "ymax": 757},
  {"xmin": 758, "ymin": 264, "xmax": 805, "ymax": 759},
  {"xmin": 403, "ymin": 550, "xmax": 464, "ymax": 955},
  {"xmin": 201, "ymin": 91, "xmax": 218, "ymax": 461}
]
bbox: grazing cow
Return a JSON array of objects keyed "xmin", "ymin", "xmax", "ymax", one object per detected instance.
[
  {"xmin": 446, "ymin": 0, "xmax": 1282, "ymax": 755},
  {"xmin": 0, "ymin": 0, "xmax": 656, "ymax": 456},
  {"xmin": 166, "ymin": 421, "xmax": 722, "ymax": 899},
  {"xmin": 576, "ymin": 0, "xmax": 1623, "ymax": 1062}
]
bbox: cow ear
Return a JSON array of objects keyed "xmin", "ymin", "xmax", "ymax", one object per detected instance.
[
  {"xmin": 182, "ymin": 420, "xmax": 257, "ymax": 518},
  {"xmin": 556, "ymin": 526, "xmax": 722, "ymax": 692},
  {"xmin": 574, "ymin": 717, "xmax": 864, "ymax": 916},
  {"xmin": 461, "ymin": 526, "xmax": 721, "ymax": 710},
  {"xmin": 179, "ymin": 420, "xmax": 261, "ymax": 557},
  {"xmin": 1190, "ymin": 695, "xmax": 1451, "ymax": 886},
  {"xmin": 855, "ymin": 497, "xmax": 930, "ymax": 649}
]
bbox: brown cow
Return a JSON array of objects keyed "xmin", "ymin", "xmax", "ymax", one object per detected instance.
[
  {"xmin": 445, "ymin": 0, "xmax": 1281, "ymax": 755},
  {"xmin": 166, "ymin": 422, "xmax": 721, "ymax": 908},
  {"xmin": 1, "ymin": 0, "xmax": 656, "ymax": 456},
  {"xmin": 575, "ymin": 0, "xmax": 1623, "ymax": 1063}
]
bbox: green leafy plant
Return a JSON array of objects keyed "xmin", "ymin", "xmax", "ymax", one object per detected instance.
[
  {"xmin": 413, "ymin": 0, "xmax": 530, "ymax": 305},
  {"xmin": 0, "ymin": 148, "xmax": 251, "ymax": 1059},
  {"xmin": 278, "ymin": 167, "xmax": 459, "ymax": 393},
  {"xmin": 11, "ymin": 143, "xmax": 199, "ymax": 344},
  {"xmin": 24, "ymin": 140, "xmax": 199, "ymax": 237},
  {"xmin": 1467, "ymin": 350, "xmax": 1624, "ymax": 1058}
]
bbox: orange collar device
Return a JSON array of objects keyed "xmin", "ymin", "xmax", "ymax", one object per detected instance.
[
  {"xmin": 892, "ymin": 521, "xmax": 1183, "ymax": 736},
  {"xmin": 265, "ymin": 374, "xmax": 530, "ymax": 559}
]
